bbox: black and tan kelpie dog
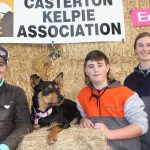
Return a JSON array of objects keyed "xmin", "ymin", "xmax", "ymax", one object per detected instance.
[{"xmin": 30, "ymin": 72, "xmax": 81, "ymax": 144}]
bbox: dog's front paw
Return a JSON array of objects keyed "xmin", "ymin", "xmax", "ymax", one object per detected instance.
[
  {"xmin": 47, "ymin": 133, "xmax": 58, "ymax": 144},
  {"xmin": 47, "ymin": 126, "xmax": 63, "ymax": 145}
]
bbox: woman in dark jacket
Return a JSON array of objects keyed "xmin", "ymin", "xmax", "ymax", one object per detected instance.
[
  {"xmin": 124, "ymin": 32, "xmax": 150, "ymax": 150},
  {"xmin": 0, "ymin": 46, "xmax": 33, "ymax": 150}
]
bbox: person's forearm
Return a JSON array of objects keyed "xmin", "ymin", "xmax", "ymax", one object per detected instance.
[{"xmin": 107, "ymin": 124, "xmax": 142, "ymax": 140}]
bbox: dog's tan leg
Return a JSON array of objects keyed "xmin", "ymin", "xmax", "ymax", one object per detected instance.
[{"xmin": 47, "ymin": 125, "xmax": 63, "ymax": 144}]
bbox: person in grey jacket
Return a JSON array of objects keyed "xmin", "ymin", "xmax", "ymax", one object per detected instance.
[
  {"xmin": 0, "ymin": 46, "xmax": 33, "ymax": 150},
  {"xmin": 77, "ymin": 50, "xmax": 148, "ymax": 150}
]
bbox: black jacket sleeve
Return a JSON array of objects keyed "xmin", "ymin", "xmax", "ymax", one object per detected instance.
[{"xmin": 124, "ymin": 75, "xmax": 132, "ymax": 88}]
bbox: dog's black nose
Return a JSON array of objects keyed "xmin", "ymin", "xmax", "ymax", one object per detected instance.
[{"xmin": 58, "ymin": 94, "xmax": 64, "ymax": 100}]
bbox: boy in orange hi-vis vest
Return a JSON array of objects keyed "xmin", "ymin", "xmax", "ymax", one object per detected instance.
[{"xmin": 77, "ymin": 50, "xmax": 148, "ymax": 150}]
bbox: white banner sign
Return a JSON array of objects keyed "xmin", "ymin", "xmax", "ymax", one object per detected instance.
[{"xmin": 0, "ymin": 0, "xmax": 125, "ymax": 44}]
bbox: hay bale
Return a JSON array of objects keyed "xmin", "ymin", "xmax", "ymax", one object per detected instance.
[{"xmin": 18, "ymin": 125, "xmax": 111, "ymax": 150}]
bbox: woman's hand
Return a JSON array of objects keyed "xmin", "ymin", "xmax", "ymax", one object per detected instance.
[{"xmin": 79, "ymin": 117, "xmax": 94, "ymax": 128}]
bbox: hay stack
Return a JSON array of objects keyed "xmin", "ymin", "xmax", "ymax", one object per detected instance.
[{"xmin": 18, "ymin": 125, "xmax": 111, "ymax": 150}]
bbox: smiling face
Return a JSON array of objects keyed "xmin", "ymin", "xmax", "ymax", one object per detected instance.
[
  {"xmin": 84, "ymin": 50, "xmax": 110, "ymax": 89},
  {"xmin": 85, "ymin": 59, "xmax": 109, "ymax": 89},
  {"xmin": 135, "ymin": 36, "xmax": 150, "ymax": 63}
]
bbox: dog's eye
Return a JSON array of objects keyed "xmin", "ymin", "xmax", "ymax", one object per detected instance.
[
  {"xmin": 55, "ymin": 85, "xmax": 60, "ymax": 90},
  {"xmin": 48, "ymin": 85, "xmax": 52, "ymax": 89},
  {"xmin": 44, "ymin": 86, "xmax": 52, "ymax": 92},
  {"xmin": 42, "ymin": 87, "xmax": 53, "ymax": 96},
  {"xmin": 47, "ymin": 87, "xmax": 52, "ymax": 91}
]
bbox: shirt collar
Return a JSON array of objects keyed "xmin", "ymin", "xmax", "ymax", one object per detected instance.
[{"xmin": 138, "ymin": 64, "xmax": 150, "ymax": 76}]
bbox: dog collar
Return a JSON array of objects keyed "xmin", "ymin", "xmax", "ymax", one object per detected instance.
[
  {"xmin": 36, "ymin": 108, "xmax": 53, "ymax": 118},
  {"xmin": 34, "ymin": 108, "xmax": 53, "ymax": 125}
]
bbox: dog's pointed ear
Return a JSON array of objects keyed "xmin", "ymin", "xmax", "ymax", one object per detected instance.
[{"xmin": 53, "ymin": 72, "xmax": 63, "ymax": 84}]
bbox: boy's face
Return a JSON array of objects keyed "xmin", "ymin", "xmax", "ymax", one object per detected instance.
[
  {"xmin": 136, "ymin": 36, "xmax": 150, "ymax": 62},
  {"xmin": 85, "ymin": 59, "xmax": 109, "ymax": 85},
  {"xmin": 0, "ymin": 57, "xmax": 7, "ymax": 79}
]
